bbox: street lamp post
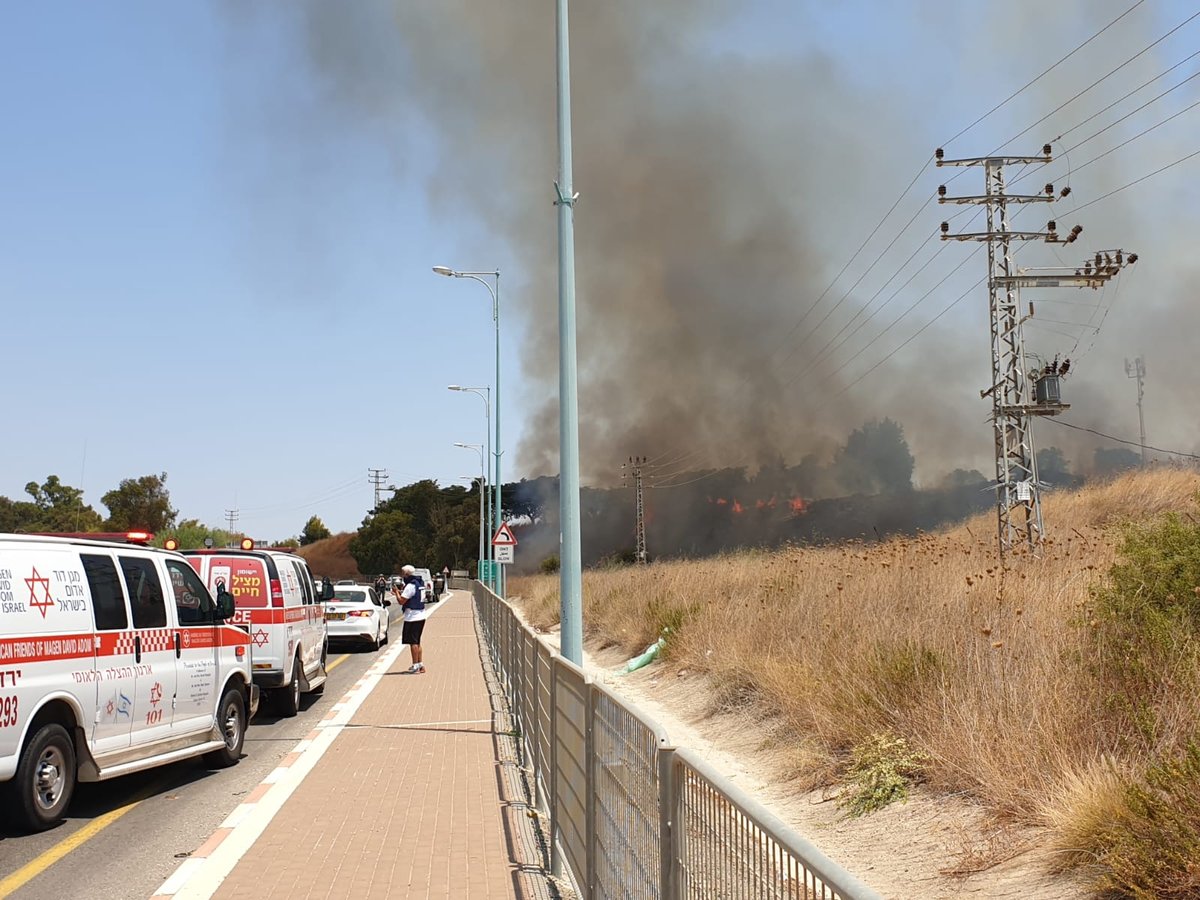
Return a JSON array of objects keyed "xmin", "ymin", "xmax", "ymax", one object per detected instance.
[
  {"xmin": 555, "ymin": 0, "xmax": 584, "ymax": 665},
  {"xmin": 434, "ymin": 266, "xmax": 504, "ymax": 598},
  {"xmin": 449, "ymin": 385, "xmax": 491, "ymax": 588},
  {"xmin": 453, "ymin": 445, "xmax": 486, "ymax": 581}
]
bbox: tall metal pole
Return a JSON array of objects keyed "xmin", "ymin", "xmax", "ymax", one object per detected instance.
[
  {"xmin": 450, "ymin": 386, "xmax": 492, "ymax": 589},
  {"xmin": 435, "ymin": 268, "xmax": 501, "ymax": 593},
  {"xmin": 455, "ymin": 444, "xmax": 486, "ymax": 579},
  {"xmin": 556, "ymin": 0, "xmax": 583, "ymax": 665},
  {"xmin": 493, "ymin": 276, "xmax": 504, "ymax": 600},
  {"xmin": 1125, "ymin": 356, "xmax": 1147, "ymax": 464}
]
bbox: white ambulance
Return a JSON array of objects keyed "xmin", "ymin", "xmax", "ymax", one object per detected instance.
[
  {"xmin": 182, "ymin": 542, "xmax": 329, "ymax": 717},
  {"xmin": 0, "ymin": 533, "xmax": 258, "ymax": 832}
]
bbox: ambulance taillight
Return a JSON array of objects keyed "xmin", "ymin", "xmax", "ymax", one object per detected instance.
[{"xmin": 270, "ymin": 579, "xmax": 284, "ymax": 607}]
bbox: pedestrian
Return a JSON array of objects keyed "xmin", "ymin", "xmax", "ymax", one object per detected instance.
[
  {"xmin": 374, "ymin": 573, "xmax": 388, "ymax": 597},
  {"xmin": 393, "ymin": 564, "xmax": 428, "ymax": 673}
]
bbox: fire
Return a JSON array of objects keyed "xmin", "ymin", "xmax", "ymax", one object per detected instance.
[
  {"xmin": 732, "ymin": 500, "xmax": 745, "ymax": 514},
  {"xmin": 789, "ymin": 497, "xmax": 806, "ymax": 514}
]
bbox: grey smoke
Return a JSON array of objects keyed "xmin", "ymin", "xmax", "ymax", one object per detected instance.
[{"xmin": 229, "ymin": 0, "xmax": 1200, "ymax": 486}]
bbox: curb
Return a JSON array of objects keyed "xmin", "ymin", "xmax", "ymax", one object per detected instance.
[{"xmin": 150, "ymin": 594, "xmax": 455, "ymax": 900}]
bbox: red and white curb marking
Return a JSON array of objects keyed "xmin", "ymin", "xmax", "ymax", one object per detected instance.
[{"xmin": 151, "ymin": 596, "xmax": 453, "ymax": 900}]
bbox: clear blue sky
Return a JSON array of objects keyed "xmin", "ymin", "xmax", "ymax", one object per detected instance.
[{"xmin": 2, "ymin": 1, "xmax": 1196, "ymax": 539}]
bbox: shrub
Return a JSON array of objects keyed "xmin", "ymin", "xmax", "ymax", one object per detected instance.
[
  {"xmin": 1090, "ymin": 743, "xmax": 1200, "ymax": 898},
  {"xmin": 540, "ymin": 554, "xmax": 560, "ymax": 575},
  {"xmin": 837, "ymin": 732, "xmax": 928, "ymax": 817}
]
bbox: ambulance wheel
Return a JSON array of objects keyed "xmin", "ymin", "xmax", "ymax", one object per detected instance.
[
  {"xmin": 10, "ymin": 723, "xmax": 76, "ymax": 832},
  {"xmin": 204, "ymin": 688, "xmax": 246, "ymax": 768},
  {"xmin": 277, "ymin": 654, "xmax": 301, "ymax": 718}
]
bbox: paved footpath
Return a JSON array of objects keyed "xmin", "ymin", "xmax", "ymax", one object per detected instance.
[{"xmin": 152, "ymin": 591, "xmax": 561, "ymax": 900}]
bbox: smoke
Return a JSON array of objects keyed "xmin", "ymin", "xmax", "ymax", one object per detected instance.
[{"xmin": 229, "ymin": 0, "xmax": 1200, "ymax": 489}]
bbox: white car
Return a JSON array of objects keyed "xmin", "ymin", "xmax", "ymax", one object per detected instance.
[
  {"xmin": 324, "ymin": 585, "xmax": 390, "ymax": 650},
  {"xmin": 413, "ymin": 568, "xmax": 435, "ymax": 602}
]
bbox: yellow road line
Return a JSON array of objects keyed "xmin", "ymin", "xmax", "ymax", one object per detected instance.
[
  {"xmin": 325, "ymin": 653, "xmax": 350, "ymax": 673},
  {"xmin": 0, "ymin": 775, "xmax": 170, "ymax": 898}
]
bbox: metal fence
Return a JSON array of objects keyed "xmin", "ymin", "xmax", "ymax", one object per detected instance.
[{"xmin": 471, "ymin": 582, "xmax": 884, "ymax": 900}]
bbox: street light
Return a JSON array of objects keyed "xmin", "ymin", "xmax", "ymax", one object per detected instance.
[
  {"xmin": 434, "ymin": 266, "xmax": 504, "ymax": 598},
  {"xmin": 453, "ymin": 444, "xmax": 486, "ymax": 582},
  {"xmin": 448, "ymin": 385, "xmax": 492, "ymax": 588}
]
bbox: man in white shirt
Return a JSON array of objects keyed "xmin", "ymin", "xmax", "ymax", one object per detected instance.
[{"xmin": 393, "ymin": 564, "xmax": 429, "ymax": 674}]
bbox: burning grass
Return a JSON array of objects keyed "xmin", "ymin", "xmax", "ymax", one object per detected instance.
[{"xmin": 509, "ymin": 466, "xmax": 1200, "ymax": 895}]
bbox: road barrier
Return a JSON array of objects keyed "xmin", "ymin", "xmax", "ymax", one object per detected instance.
[{"xmin": 472, "ymin": 582, "xmax": 883, "ymax": 900}]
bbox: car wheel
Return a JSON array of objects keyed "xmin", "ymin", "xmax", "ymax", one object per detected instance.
[
  {"xmin": 277, "ymin": 653, "xmax": 301, "ymax": 717},
  {"xmin": 204, "ymin": 688, "xmax": 247, "ymax": 768},
  {"xmin": 8, "ymin": 723, "xmax": 76, "ymax": 832}
]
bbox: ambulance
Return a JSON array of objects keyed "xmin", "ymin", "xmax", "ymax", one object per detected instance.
[
  {"xmin": 0, "ymin": 533, "xmax": 258, "ymax": 832},
  {"xmin": 181, "ymin": 542, "xmax": 329, "ymax": 717}
]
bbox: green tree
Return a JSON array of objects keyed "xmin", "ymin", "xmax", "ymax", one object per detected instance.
[
  {"xmin": 350, "ymin": 480, "xmax": 484, "ymax": 575},
  {"xmin": 833, "ymin": 419, "xmax": 915, "ymax": 494},
  {"xmin": 157, "ymin": 519, "xmax": 232, "ymax": 551},
  {"xmin": 14, "ymin": 475, "xmax": 104, "ymax": 532},
  {"xmin": 102, "ymin": 472, "xmax": 177, "ymax": 533},
  {"xmin": 300, "ymin": 516, "xmax": 332, "ymax": 546}
]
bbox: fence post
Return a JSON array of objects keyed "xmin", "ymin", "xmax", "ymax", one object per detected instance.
[
  {"xmin": 549, "ymin": 657, "xmax": 563, "ymax": 881},
  {"xmin": 584, "ymin": 681, "xmax": 596, "ymax": 900},
  {"xmin": 658, "ymin": 745, "xmax": 680, "ymax": 900}
]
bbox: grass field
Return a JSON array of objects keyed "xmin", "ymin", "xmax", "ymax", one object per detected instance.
[{"xmin": 510, "ymin": 467, "xmax": 1200, "ymax": 897}]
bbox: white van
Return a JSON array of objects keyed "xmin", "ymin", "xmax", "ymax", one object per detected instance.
[
  {"xmin": 0, "ymin": 533, "xmax": 258, "ymax": 832},
  {"xmin": 182, "ymin": 544, "xmax": 328, "ymax": 717}
]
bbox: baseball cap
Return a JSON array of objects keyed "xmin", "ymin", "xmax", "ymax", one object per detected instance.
[{"xmin": 401, "ymin": 564, "xmax": 415, "ymax": 574}]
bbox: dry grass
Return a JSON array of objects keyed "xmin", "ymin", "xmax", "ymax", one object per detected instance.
[
  {"xmin": 509, "ymin": 467, "xmax": 1200, "ymax": 892},
  {"xmin": 295, "ymin": 532, "xmax": 362, "ymax": 580}
]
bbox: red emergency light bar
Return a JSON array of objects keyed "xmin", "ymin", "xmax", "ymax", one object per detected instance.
[{"xmin": 32, "ymin": 531, "xmax": 155, "ymax": 544}]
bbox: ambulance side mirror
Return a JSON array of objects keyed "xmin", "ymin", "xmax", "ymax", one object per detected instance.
[
  {"xmin": 321, "ymin": 580, "xmax": 335, "ymax": 602},
  {"xmin": 215, "ymin": 589, "xmax": 236, "ymax": 620}
]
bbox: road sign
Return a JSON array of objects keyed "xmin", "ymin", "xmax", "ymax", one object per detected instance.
[
  {"xmin": 492, "ymin": 523, "xmax": 517, "ymax": 546},
  {"xmin": 478, "ymin": 560, "xmax": 497, "ymax": 583},
  {"xmin": 494, "ymin": 545, "xmax": 514, "ymax": 564}
]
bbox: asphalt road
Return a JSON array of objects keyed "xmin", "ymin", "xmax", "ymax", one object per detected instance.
[{"xmin": 0, "ymin": 615, "xmax": 400, "ymax": 900}]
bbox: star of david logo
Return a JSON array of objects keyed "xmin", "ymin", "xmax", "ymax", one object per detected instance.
[
  {"xmin": 149, "ymin": 682, "xmax": 163, "ymax": 706},
  {"xmin": 252, "ymin": 628, "xmax": 270, "ymax": 648},
  {"xmin": 25, "ymin": 567, "xmax": 53, "ymax": 618}
]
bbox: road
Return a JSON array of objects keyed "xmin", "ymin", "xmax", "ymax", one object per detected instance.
[{"xmin": 0, "ymin": 616, "xmax": 400, "ymax": 900}]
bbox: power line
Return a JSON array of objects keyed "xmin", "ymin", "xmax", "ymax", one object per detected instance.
[
  {"xmin": 941, "ymin": 0, "xmax": 1148, "ymax": 148},
  {"xmin": 1059, "ymin": 144, "xmax": 1200, "ymax": 216},
  {"xmin": 998, "ymin": 10, "xmax": 1200, "ymax": 153},
  {"xmin": 1047, "ymin": 419, "xmax": 1200, "ymax": 461}
]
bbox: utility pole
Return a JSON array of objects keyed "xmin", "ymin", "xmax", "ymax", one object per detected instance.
[
  {"xmin": 621, "ymin": 456, "xmax": 650, "ymax": 564},
  {"xmin": 368, "ymin": 468, "xmax": 388, "ymax": 514},
  {"xmin": 1125, "ymin": 356, "xmax": 1147, "ymax": 464},
  {"xmin": 224, "ymin": 508, "xmax": 239, "ymax": 539},
  {"xmin": 937, "ymin": 145, "xmax": 1135, "ymax": 555}
]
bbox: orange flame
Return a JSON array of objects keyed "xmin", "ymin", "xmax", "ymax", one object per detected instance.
[
  {"xmin": 732, "ymin": 500, "xmax": 745, "ymax": 514},
  {"xmin": 789, "ymin": 497, "xmax": 807, "ymax": 514}
]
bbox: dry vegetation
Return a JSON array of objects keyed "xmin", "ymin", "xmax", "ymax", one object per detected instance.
[
  {"xmin": 295, "ymin": 531, "xmax": 361, "ymax": 580},
  {"xmin": 510, "ymin": 467, "xmax": 1200, "ymax": 897}
]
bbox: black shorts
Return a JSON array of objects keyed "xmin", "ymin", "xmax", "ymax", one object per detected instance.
[{"xmin": 401, "ymin": 619, "xmax": 426, "ymax": 646}]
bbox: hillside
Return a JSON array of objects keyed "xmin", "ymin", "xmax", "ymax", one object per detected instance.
[
  {"xmin": 295, "ymin": 532, "xmax": 360, "ymax": 580},
  {"xmin": 510, "ymin": 467, "xmax": 1200, "ymax": 898}
]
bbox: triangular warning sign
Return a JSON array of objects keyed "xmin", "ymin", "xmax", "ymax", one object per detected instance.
[{"xmin": 491, "ymin": 523, "xmax": 518, "ymax": 546}]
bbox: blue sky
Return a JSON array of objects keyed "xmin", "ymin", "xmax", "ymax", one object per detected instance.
[{"xmin": 2, "ymin": 2, "xmax": 1197, "ymax": 539}]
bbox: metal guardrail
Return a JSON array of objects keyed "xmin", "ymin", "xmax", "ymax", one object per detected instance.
[{"xmin": 471, "ymin": 582, "xmax": 884, "ymax": 900}]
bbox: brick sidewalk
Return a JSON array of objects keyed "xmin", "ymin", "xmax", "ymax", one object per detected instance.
[{"xmin": 207, "ymin": 594, "xmax": 559, "ymax": 899}]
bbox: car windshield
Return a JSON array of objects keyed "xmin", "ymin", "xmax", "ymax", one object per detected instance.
[{"xmin": 333, "ymin": 589, "xmax": 370, "ymax": 603}]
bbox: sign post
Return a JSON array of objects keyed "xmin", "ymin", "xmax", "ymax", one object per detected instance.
[{"xmin": 491, "ymin": 524, "xmax": 517, "ymax": 572}]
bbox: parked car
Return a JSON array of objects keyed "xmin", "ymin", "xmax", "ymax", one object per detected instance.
[{"xmin": 324, "ymin": 585, "xmax": 390, "ymax": 650}]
